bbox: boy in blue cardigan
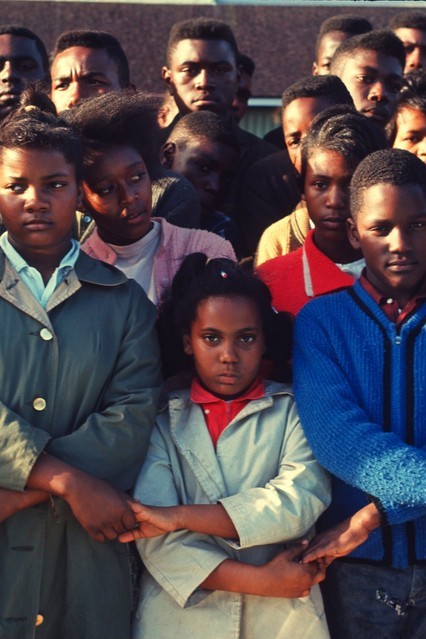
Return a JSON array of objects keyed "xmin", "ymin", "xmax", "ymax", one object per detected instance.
[{"xmin": 294, "ymin": 148, "xmax": 426, "ymax": 638}]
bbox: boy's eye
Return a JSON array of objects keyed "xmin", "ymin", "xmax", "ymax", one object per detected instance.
[
  {"xmin": 287, "ymin": 138, "xmax": 300, "ymax": 148},
  {"xmin": 196, "ymin": 162, "xmax": 211, "ymax": 173},
  {"xmin": 203, "ymin": 334, "xmax": 220, "ymax": 344},
  {"xmin": 312, "ymin": 180, "xmax": 327, "ymax": 191},
  {"xmin": 357, "ymin": 74, "xmax": 373, "ymax": 84},
  {"xmin": 19, "ymin": 60, "xmax": 38, "ymax": 72},
  {"xmin": 239, "ymin": 334, "xmax": 256, "ymax": 344},
  {"xmin": 410, "ymin": 220, "xmax": 426, "ymax": 230},
  {"xmin": 6, "ymin": 183, "xmax": 25, "ymax": 193},
  {"xmin": 54, "ymin": 81, "xmax": 69, "ymax": 91},
  {"xmin": 370, "ymin": 225, "xmax": 389, "ymax": 235}
]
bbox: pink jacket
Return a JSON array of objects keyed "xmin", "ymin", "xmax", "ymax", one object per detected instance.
[{"xmin": 81, "ymin": 217, "xmax": 236, "ymax": 303}]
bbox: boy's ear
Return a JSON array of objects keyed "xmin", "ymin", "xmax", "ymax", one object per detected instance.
[
  {"xmin": 347, "ymin": 217, "xmax": 361, "ymax": 250},
  {"xmin": 312, "ymin": 61, "xmax": 319, "ymax": 75},
  {"xmin": 160, "ymin": 142, "xmax": 177, "ymax": 169},
  {"xmin": 162, "ymin": 66, "xmax": 172, "ymax": 89},
  {"xmin": 183, "ymin": 335, "xmax": 193, "ymax": 355}
]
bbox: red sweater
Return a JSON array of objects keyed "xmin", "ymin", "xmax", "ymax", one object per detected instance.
[{"xmin": 257, "ymin": 230, "xmax": 356, "ymax": 316}]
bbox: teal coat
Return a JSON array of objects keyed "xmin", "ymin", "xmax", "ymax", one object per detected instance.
[{"xmin": 0, "ymin": 250, "xmax": 161, "ymax": 639}]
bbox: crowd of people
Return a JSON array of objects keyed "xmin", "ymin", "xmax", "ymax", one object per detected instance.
[{"xmin": 0, "ymin": 9, "xmax": 426, "ymax": 639}]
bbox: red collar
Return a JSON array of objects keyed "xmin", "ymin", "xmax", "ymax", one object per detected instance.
[{"xmin": 359, "ymin": 271, "xmax": 426, "ymax": 325}]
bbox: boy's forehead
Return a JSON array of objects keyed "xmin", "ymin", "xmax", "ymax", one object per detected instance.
[
  {"xmin": 169, "ymin": 38, "xmax": 236, "ymax": 66},
  {"xmin": 355, "ymin": 181, "xmax": 426, "ymax": 218},
  {"xmin": 393, "ymin": 27, "xmax": 426, "ymax": 46},
  {"xmin": 317, "ymin": 31, "xmax": 347, "ymax": 62},
  {"xmin": 283, "ymin": 96, "xmax": 333, "ymax": 133},
  {"xmin": 341, "ymin": 48, "xmax": 403, "ymax": 75},
  {"xmin": 0, "ymin": 33, "xmax": 44, "ymax": 68}
]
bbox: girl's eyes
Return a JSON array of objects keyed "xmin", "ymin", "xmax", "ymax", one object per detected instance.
[
  {"xmin": 202, "ymin": 334, "xmax": 257, "ymax": 344},
  {"xmin": 93, "ymin": 173, "xmax": 146, "ymax": 196},
  {"xmin": 130, "ymin": 172, "xmax": 146, "ymax": 183}
]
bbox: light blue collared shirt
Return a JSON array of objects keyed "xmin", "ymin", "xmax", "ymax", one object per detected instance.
[{"xmin": 0, "ymin": 233, "xmax": 80, "ymax": 308}]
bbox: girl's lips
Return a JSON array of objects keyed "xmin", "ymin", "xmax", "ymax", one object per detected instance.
[{"xmin": 24, "ymin": 219, "xmax": 52, "ymax": 230}]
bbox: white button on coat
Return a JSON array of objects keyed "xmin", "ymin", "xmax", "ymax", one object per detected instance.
[
  {"xmin": 33, "ymin": 397, "xmax": 47, "ymax": 411},
  {"xmin": 40, "ymin": 328, "xmax": 53, "ymax": 341}
]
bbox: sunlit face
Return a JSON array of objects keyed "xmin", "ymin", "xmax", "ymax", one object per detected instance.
[
  {"xmin": 338, "ymin": 50, "xmax": 403, "ymax": 127},
  {"xmin": 168, "ymin": 138, "xmax": 237, "ymax": 214},
  {"xmin": 393, "ymin": 106, "xmax": 426, "ymax": 162},
  {"xmin": 313, "ymin": 31, "xmax": 347, "ymax": 76},
  {"xmin": 0, "ymin": 34, "xmax": 47, "ymax": 119},
  {"xmin": 348, "ymin": 182, "xmax": 426, "ymax": 307},
  {"xmin": 304, "ymin": 149, "xmax": 352, "ymax": 252},
  {"xmin": 162, "ymin": 39, "xmax": 238, "ymax": 116},
  {"xmin": 82, "ymin": 145, "xmax": 152, "ymax": 246},
  {"xmin": 393, "ymin": 27, "xmax": 426, "ymax": 74},
  {"xmin": 0, "ymin": 147, "xmax": 80, "ymax": 258},
  {"xmin": 283, "ymin": 96, "xmax": 335, "ymax": 172},
  {"xmin": 51, "ymin": 46, "xmax": 122, "ymax": 112},
  {"xmin": 183, "ymin": 295, "xmax": 265, "ymax": 399}
]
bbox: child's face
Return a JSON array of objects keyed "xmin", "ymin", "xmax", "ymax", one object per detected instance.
[
  {"xmin": 338, "ymin": 49, "xmax": 403, "ymax": 127},
  {"xmin": 304, "ymin": 149, "xmax": 352, "ymax": 244},
  {"xmin": 169, "ymin": 138, "xmax": 237, "ymax": 214},
  {"xmin": 348, "ymin": 183, "xmax": 426, "ymax": 306},
  {"xmin": 162, "ymin": 39, "xmax": 238, "ymax": 116},
  {"xmin": 283, "ymin": 96, "xmax": 334, "ymax": 172},
  {"xmin": 393, "ymin": 27, "xmax": 426, "ymax": 74},
  {"xmin": 82, "ymin": 145, "xmax": 152, "ymax": 246},
  {"xmin": 313, "ymin": 31, "xmax": 347, "ymax": 76},
  {"xmin": 0, "ymin": 147, "xmax": 80, "ymax": 256},
  {"xmin": 393, "ymin": 106, "xmax": 426, "ymax": 163},
  {"xmin": 183, "ymin": 295, "xmax": 265, "ymax": 399}
]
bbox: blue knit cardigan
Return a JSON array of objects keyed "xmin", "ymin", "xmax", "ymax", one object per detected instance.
[{"xmin": 293, "ymin": 280, "xmax": 426, "ymax": 568}]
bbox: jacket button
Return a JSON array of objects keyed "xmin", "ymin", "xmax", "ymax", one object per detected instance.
[
  {"xmin": 33, "ymin": 397, "xmax": 47, "ymax": 411},
  {"xmin": 40, "ymin": 328, "xmax": 53, "ymax": 341},
  {"xmin": 35, "ymin": 614, "xmax": 44, "ymax": 626}
]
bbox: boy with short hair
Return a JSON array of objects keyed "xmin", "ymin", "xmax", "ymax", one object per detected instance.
[
  {"xmin": 0, "ymin": 25, "xmax": 49, "ymax": 121},
  {"xmin": 295, "ymin": 148, "xmax": 426, "ymax": 638},
  {"xmin": 253, "ymin": 75, "xmax": 353, "ymax": 266},
  {"xmin": 161, "ymin": 111, "xmax": 240, "ymax": 251},
  {"xmin": 257, "ymin": 107, "xmax": 386, "ymax": 315},
  {"xmin": 389, "ymin": 11, "xmax": 426, "ymax": 74},
  {"xmin": 50, "ymin": 30, "xmax": 130, "ymax": 113},
  {"xmin": 312, "ymin": 14, "xmax": 373, "ymax": 76},
  {"xmin": 330, "ymin": 29, "xmax": 405, "ymax": 128},
  {"xmin": 161, "ymin": 17, "xmax": 275, "ymax": 233}
]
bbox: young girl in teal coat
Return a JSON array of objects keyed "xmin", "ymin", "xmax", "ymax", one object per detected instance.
[{"xmin": 0, "ymin": 96, "xmax": 161, "ymax": 638}]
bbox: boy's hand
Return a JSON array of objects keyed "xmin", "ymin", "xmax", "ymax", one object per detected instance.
[
  {"xmin": 258, "ymin": 542, "xmax": 326, "ymax": 598},
  {"xmin": 118, "ymin": 502, "xmax": 180, "ymax": 542},
  {"xmin": 302, "ymin": 503, "xmax": 381, "ymax": 565},
  {"xmin": 0, "ymin": 487, "xmax": 48, "ymax": 523},
  {"xmin": 63, "ymin": 475, "xmax": 137, "ymax": 542}
]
